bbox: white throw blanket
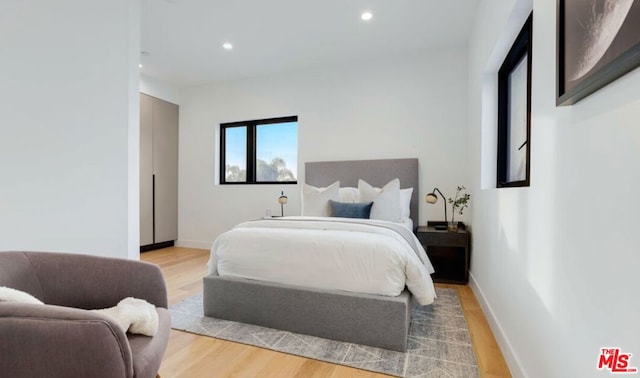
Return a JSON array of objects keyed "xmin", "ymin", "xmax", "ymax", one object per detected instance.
[
  {"xmin": 0, "ymin": 286, "xmax": 44, "ymax": 305},
  {"xmin": 92, "ymin": 297, "xmax": 158, "ymax": 336},
  {"xmin": 0, "ymin": 287, "xmax": 158, "ymax": 336}
]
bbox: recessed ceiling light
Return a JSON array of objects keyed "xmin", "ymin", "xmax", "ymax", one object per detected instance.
[
  {"xmin": 223, "ymin": 42, "xmax": 233, "ymax": 50},
  {"xmin": 139, "ymin": 63, "xmax": 143, "ymax": 68},
  {"xmin": 361, "ymin": 12, "xmax": 373, "ymax": 21}
]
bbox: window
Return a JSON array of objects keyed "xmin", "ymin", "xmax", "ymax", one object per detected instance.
[
  {"xmin": 497, "ymin": 13, "xmax": 532, "ymax": 188},
  {"xmin": 220, "ymin": 116, "xmax": 298, "ymax": 184}
]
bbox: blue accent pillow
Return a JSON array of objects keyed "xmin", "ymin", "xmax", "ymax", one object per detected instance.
[{"xmin": 329, "ymin": 200, "xmax": 373, "ymax": 219}]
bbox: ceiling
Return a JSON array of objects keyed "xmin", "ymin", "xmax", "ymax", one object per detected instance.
[{"xmin": 140, "ymin": 0, "xmax": 478, "ymax": 88}]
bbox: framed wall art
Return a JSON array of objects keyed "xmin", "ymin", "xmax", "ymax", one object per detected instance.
[{"xmin": 557, "ymin": 0, "xmax": 640, "ymax": 106}]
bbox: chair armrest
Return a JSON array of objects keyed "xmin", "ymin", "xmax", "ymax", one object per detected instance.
[
  {"xmin": 0, "ymin": 302, "xmax": 134, "ymax": 378},
  {"xmin": 24, "ymin": 252, "xmax": 168, "ymax": 310}
]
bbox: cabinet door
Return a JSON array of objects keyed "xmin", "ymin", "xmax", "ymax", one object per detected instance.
[
  {"xmin": 152, "ymin": 97, "xmax": 179, "ymax": 243},
  {"xmin": 139, "ymin": 94, "xmax": 154, "ymax": 246}
]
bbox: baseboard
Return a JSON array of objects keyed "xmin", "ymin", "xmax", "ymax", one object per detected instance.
[
  {"xmin": 140, "ymin": 240, "xmax": 174, "ymax": 252},
  {"xmin": 469, "ymin": 272, "xmax": 527, "ymax": 378},
  {"xmin": 175, "ymin": 239, "xmax": 212, "ymax": 250}
]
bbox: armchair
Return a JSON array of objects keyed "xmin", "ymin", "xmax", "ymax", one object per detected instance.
[{"xmin": 0, "ymin": 251, "xmax": 170, "ymax": 378}]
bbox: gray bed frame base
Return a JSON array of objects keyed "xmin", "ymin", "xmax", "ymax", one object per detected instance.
[
  {"xmin": 203, "ymin": 275, "xmax": 411, "ymax": 352},
  {"xmin": 203, "ymin": 158, "xmax": 419, "ymax": 352}
]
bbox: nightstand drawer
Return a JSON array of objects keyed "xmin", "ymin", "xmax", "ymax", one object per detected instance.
[{"xmin": 417, "ymin": 231, "xmax": 469, "ymax": 247}]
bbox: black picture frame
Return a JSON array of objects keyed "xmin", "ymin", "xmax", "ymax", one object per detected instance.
[{"xmin": 557, "ymin": 0, "xmax": 640, "ymax": 106}]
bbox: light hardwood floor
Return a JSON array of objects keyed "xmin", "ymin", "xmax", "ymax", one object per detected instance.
[{"xmin": 142, "ymin": 247, "xmax": 511, "ymax": 377}]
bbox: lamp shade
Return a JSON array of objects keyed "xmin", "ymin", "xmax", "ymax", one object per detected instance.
[
  {"xmin": 425, "ymin": 193, "xmax": 438, "ymax": 204},
  {"xmin": 278, "ymin": 191, "xmax": 288, "ymax": 217}
]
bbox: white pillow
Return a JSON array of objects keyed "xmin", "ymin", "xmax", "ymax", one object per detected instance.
[
  {"xmin": 302, "ymin": 181, "xmax": 340, "ymax": 217},
  {"xmin": 357, "ymin": 178, "xmax": 401, "ymax": 222},
  {"xmin": 0, "ymin": 286, "xmax": 44, "ymax": 305},
  {"xmin": 400, "ymin": 187, "xmax": 413, "ymax": 220},
  {"xmin": 338, "ymin": 187, "xmax": 358, "ymax": 203}
]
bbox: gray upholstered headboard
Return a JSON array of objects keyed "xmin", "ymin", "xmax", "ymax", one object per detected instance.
[{"xmin": 305, "ymin": 158, "xmax": 419, "ymax": 228}]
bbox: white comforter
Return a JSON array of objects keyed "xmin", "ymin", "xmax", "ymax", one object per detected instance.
[{"xmin": 208, "ymin": 216, "xmax": 436, "ymax": 305}]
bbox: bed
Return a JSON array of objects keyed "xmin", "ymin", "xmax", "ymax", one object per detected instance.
[{"xmin": 203, "ymin": 158, "xmax": 435, "ymax": 352}]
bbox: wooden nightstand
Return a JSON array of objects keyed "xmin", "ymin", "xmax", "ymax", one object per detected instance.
[{"xmin": 416, "ymin": 223, "xmax": 470, "ymax": 284}]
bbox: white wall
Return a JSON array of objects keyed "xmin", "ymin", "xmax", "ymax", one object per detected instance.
[
  {"xmin": 178, "ymin": 49, "xmax": 469, "ymax": 248},
  {"xmin": 140, "ymin": 74, "xmax": 182, "ymax": 105},
  {"xmin": 0, "ymin": 0, "xmax": 141, "ymax": 259},
  {"xmin": 468, "ymin": 0, "xmax": 640, "ymax": 377}
]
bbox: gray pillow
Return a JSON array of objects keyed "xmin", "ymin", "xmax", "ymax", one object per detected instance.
[{"xmin": 329, "ymin": 200, "xmax": 373, "ymax": 219}]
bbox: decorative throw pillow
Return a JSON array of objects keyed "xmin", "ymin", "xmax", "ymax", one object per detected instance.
[
  {"xmin": 338, "ymin": 187, "xmax": 359, "ymax": 203},
  {"xmin": 357, "ymin": 178, "xmax": 401, "ymax": 222},
  {"xmin": 302, "ymin": 181, "xmax": 340, "ymax": 217},
  {"xmin": 329, "ymin": 200, "xmax": 373, "ymax": 219},
  {"xmin": 0, "ymin": 286, "xmax": 44, "ymax": 305},
  {"xmin": 400, "ymin": 187, "xmax": 413, "ymax": 220}
]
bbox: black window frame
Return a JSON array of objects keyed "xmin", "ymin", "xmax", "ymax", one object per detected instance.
[
  {"xmin": 220, "ymin": 115, "xmax": 298, "ymax": 185},
  {"xmin": 497, "ymin": 13, "xmax": 532, "ymax": 188}
]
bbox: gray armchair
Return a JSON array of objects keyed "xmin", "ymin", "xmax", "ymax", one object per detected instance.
[{"xmin": 0, "ymin": 251, "xmax": 171, "ymax": 378}]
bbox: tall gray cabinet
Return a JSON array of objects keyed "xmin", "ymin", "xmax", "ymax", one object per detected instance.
[{"xmin": 140, "ymin": 93, "xmax": 179, "ymax": 250}]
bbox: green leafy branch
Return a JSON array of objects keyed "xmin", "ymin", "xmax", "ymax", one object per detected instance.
[{"xmin": 448, "ymin": 186, "xmax": 471, "ymax": 223}]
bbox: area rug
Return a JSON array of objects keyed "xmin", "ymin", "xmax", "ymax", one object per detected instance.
[{"xmin": 169, "ymin": 287, "xmax": 478, "ymax": 377}]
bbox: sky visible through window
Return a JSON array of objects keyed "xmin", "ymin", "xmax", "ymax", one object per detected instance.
[
  {"xmin": 225, "ymin": 121, "xmax": 297, "ymax": 181},
  {"xmin": 225, "ymin": 126, "xmax": 247, "ymax": 172}
]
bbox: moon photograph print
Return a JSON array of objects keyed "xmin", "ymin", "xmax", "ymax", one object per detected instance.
[
  {"xmin": 567, "ymin": 0, "xmax": 633, "ymax": 82},
  {"xmin": 557, "ymin": 0, "xmax": 640, "ymax": 105}
]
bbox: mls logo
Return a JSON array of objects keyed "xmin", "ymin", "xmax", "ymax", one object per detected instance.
[{"xmin": 598, "ymin": 348, "xmax": 638, "ymax": 374}]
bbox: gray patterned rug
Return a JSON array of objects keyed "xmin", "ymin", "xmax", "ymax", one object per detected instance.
[{"xmin": 169, "ymin": 287, "xmax": 478, "ymax": 377}]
